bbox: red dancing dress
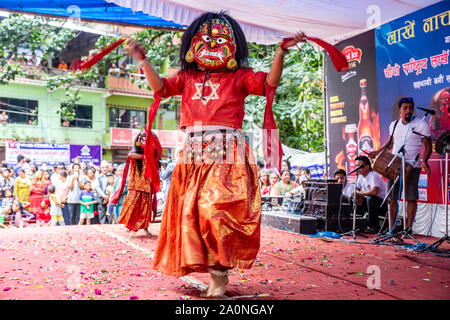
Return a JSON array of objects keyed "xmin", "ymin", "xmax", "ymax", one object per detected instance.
[
  {"xmin": 118, "ymin": 159, "xmax": 157, "ymax": 232},
  {"xmin": 153, "ymin": 68, "xmax": 275, "ymax": 276}
]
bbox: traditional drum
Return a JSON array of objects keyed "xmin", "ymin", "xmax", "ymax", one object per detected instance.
[{"xmin": 373, "ymin": 150, "xmax": 413, "ymax": 181}]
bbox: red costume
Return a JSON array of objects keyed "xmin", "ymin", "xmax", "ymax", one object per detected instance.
[
  {"xmin": 118, "ymin": 159, "xmax": 157, "ymax": 232},
  {"xmin": 152, "ymin": 65, "xmax": 275, "ymax": 276}
]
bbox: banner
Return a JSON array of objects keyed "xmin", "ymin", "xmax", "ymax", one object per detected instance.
[
  {"xmin": 110, "ymin": 127, "xmax": 186, "ymax": 148},
  {"xmin": 69, "ymin": 145, "xmax": 102, "ymax": 166},
  {"xmin": 325, "ymin": 29, "xmax": 380, "ymax": 184},
  {"xmin": 6, "ymin": 141, "xmax": 102, "ymax": 167},
  {"xmin": 325, "ymin": 1, "xmax": 450, "ymax": 205},
  {"xmin": 375, "ymin": 1, "xmax": 450, "ymax": 204}
]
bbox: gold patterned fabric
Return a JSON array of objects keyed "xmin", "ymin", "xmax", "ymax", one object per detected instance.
[
  {"xmin": 153, "ymin": 134, "xmax": 261, "ymax": 277},
  {"xmin": 118, "ymin": 159, "xmax": 155, "ymax": 231}
]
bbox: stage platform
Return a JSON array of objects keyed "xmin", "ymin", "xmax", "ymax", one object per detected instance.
[{"xmin": 0, "ymin": 223, "xmax": 449, "ymax": 300}]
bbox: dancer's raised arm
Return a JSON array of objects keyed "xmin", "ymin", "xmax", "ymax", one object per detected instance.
[
  {"xmin": 127, "ymin": 40, "xmax": 164, "ymax": 93},
  {"xmin": 266, "ymin": 32, "xmax": 306, "ymax": 88}
]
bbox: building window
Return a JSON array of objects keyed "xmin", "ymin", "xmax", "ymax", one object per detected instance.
[
  {"xmin": 151, "ymin": 104, "xmax": 178, "ymax": 130},
  {"xmin": 0, "ymin": 97, "xmax": 38, "ymax": 125},
  {"xmin": 61, "ymin": 104, "xmax": 93, "ymax": 128},
  {"xmin": 109, "ymin": 108, "xmax": 146, "ymax": 129}
]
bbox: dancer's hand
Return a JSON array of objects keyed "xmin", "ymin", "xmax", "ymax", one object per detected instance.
[
  {"xmin": 281, "ymin": 32, "xmax": 306, "ymax": 49},
  {"xmin": 126, "ymin": 40, "xmax": 147, "ymax": 61}
]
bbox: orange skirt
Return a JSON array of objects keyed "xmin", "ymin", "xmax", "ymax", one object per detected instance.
[
  {"xmin": 153, "ymin": 137, "xmax": 261, "ymax": 277},
  {"xmin": 118, "ymin": 190, "xmax": 154, "ymax": 232}
]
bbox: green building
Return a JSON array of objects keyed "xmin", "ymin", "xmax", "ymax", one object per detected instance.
[{"xmin": 0, "ymin": 69, "xmax": 179, "ymax": 164}]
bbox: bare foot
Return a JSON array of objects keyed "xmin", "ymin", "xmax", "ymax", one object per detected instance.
[{"xmin": 200, "ymin": 269, "xmax": 228, "ymax": 298}]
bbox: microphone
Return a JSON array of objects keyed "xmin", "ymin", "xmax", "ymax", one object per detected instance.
[
  {"xmin": 348, "ymin": 163, "xmax": 365, "ymax": 175},
  {"xmin": 417, "ymin": 106, "xmax": 436, "ymax": 115}
]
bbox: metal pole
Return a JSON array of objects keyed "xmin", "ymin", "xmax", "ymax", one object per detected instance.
[
  {"xmin": 446, "ymin": 151, "xmax": 448, "ymax": 236},
  {"xmin": 322, "ymin": 52, "xmax": 328, "ymax": 177},
  {"xmin": 402, "ymin": 155, "xmax": 407, "ymax": 230}
]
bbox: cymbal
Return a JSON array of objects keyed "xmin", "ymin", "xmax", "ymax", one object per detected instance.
[{"xmin": 435, "ymin": 130, "xmax": 450, "ymax": 154}]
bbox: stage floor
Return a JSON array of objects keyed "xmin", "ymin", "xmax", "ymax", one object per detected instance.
[{"xmin": 0, "ymin": 223, "xmax": 449, "ymax": 300}]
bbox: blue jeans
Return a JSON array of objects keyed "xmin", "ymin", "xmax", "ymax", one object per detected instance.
[{"xmin": 62, "ymin": 204, "xmax": 70, "ymax": 225}]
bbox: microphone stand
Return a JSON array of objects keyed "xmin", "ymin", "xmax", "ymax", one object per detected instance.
[{"xmin": 340, "ymin": 168, "xmax": 368, "ymax": 239}]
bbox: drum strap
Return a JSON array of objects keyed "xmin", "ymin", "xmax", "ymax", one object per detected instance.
[{"xmin": 386, "ymin": 120, "xmax": 399, "ymax": 151}]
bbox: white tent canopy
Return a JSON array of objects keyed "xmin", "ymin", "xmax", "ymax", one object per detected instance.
[{"xmin": 107, "ymin": 0, "xmax": 440, "ymax": 44}]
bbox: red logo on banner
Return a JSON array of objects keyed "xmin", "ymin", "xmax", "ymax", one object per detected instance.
[
  {"xmin": 111, "ymin": 128, "xmax": 134, "ymax": 146},
  {"xmin": 342, "ymin": 46, "xmax": 362, "ymax": 64}
]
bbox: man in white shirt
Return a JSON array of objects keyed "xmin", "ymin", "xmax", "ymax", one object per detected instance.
[
  {"xmin": 370, "ymin": 97, "xmax": 432, "ymax": 235},
  {"xmin": 333, "ymin": 169, "xmax": 355, "ymax": 203},
  {"xmin": 354, "ymin": 155, "xmax": 387, "ymax": 233}
]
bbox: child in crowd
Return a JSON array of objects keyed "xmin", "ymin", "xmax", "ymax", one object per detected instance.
[
  {"xmin": 48, "ymin": 185, "xmax": 65, "ymax": 226},
  {"xmin": 105, "ymin": 174, "xmax": 115, "ymax": 223},
  {"xmin": 9, "ymin": 199, "xmax": 34, "ymax": 228},
  {"xmin": 78, "ymin": 181, "xmax": 97, "ymax": 225},
  {"xmin": 0, "ymin": 188, "xmax": 14, "ymax": 228},
  {"xmin": 35, "ymin": 197, "xmax": 51, "ymax": 227}
]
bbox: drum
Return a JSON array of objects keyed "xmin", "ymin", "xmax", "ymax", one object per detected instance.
[{"xmin": 373, "ymin": 150, "xmax": 413, "ymax": 181}]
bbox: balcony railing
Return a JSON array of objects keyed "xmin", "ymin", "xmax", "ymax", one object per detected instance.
[
  {"xmin": 106, "ymin": 74, "xmax": 153, "ymax": 96},
  {"xmin": 2, "ymin": 63, "xmax": 107, "ymax": 88}
]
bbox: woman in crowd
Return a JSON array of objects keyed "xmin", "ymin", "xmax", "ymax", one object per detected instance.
[
  {"xmin": 42, "ymin": 170, "xmax": 51, "ymax": 194},
  {"xmin": 13, "ymin": 169, "xmax": 32, "ymax": 203},
  {"xmin": 260, "ymin": 169, "xmax": 271, "ymax": 195},
  {"xmin": 29, "ymin": 169, "xmax": 47, "ymax": 213},
  {"xmin": 275, "ymin": 169, "xmax": 298, "ymax": 196},
  {"xmin": 269, "ymin": 172, "xmax": 280, "ymax": 196}
]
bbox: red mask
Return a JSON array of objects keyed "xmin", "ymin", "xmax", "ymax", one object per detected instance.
[{"xmin": 187, "ymin": 18, "xmax": 237, "ymax": 70}]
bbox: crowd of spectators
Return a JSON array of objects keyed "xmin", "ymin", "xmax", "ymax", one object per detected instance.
[
  {"xmin": 258, "ymin": 159, "xmax": 311, "ymax": 197},
  {"xmin": 0, "ymin": 153, "xmax": 177, "ymax": 229},
  {"xmin": 0, "ymin": 155, "xmax": 128, "ymax": 228}
]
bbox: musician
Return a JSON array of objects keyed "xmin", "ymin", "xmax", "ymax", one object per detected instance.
[
  {"xmin": 333, "ymin": 169, "xmax": 354, "ymax": 203},
  {"xmin": 354, "ymin": 155, "xmax": 387, "ymax": 234},
  {"xmin": 369, "ymin": 97, "xmax": 432, "ymax": 235}
]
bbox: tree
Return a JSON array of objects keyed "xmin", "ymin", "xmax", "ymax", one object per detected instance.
[
  {"xmin": 0, "ymin": 14, "xmax": 77, "ymax": 85},
  {"xmin": 245, "ymin": 42, "xmax": 324, "ymax": 153}
]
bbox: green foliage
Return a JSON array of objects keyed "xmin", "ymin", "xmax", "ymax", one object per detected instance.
[
  {"xmin": 0, "ymin": 14, "xmax": 76, "ymax": 58},
  {"xmin": 0, "ymin": 14, "xmax": 180, "ymax": 121},
  {"xmin": 245, "ymin": 43, "xmax": 324, "ymax": 152},
  {"xmin": 0, "ymin": 59, "xmax": 23, "ymax": 85}
]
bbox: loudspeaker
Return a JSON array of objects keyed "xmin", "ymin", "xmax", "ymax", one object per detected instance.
[{"xmin": 262, "ymin": 211, "xmax": 317, "ymax": 235}]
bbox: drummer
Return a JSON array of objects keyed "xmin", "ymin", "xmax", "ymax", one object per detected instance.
[
  {"xmin": 369, "ymin": 97, "xmax": 432, "ymax": 235},
  {"xmin": 354, "ymin": 155, "xmax": 387, "ymax": 234}
]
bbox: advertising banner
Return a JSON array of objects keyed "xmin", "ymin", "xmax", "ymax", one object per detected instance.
[
  {"xmin": 375, "ymin": 1, "xmax": 450, "ymax": 204},
  {"xmin": 6, "ymin": 141, "xmax": 70, "ymax": 166},
  {"xmin": 6, "ymin": 141, "xmax": 102, "ymax": 167},
  {"xmin": 325, "ymin": 29, "xmax": 380, "ymax": 184},
  {"xmin": 325, "ymin": 1, "xmax": 449, "ymax": 205},
  {"xmin": 69, "ymin": 145, "xmax": 102, "ymax": 166},
  {"xmin": 110, "ymin": 127, "xmax": 186, "ymax": 148}
]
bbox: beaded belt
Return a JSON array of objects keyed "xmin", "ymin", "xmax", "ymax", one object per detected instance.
[{"xmin": 184, "ymin": 129, "xmax": 246, "ymax": 163}]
